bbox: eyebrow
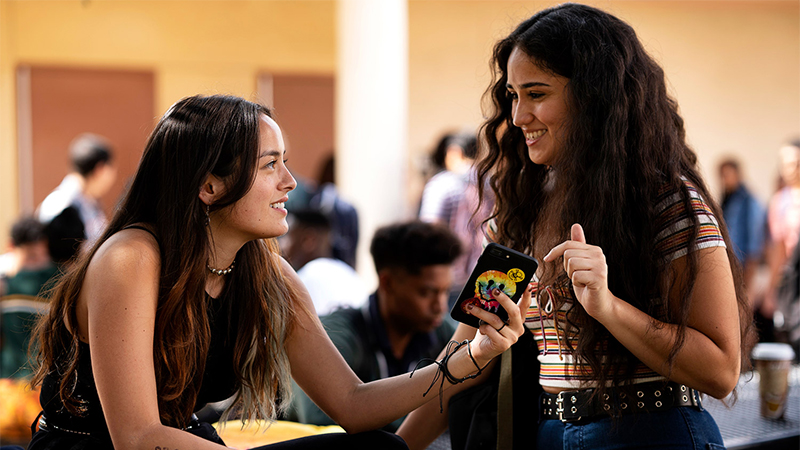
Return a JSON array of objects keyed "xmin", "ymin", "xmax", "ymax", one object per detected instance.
[
  {"xmin": 259, "ymin": 150, "xmax": 282, "ymax": 158},
  {"xmin": 506, "ymin": 81, "xmax": 550, "ymax": 89}
]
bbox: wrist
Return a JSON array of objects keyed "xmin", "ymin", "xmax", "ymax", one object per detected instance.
[
  {"xmin": 467, "ymin": 339, "xmax": 492, "ymax": 370},
  {"xmin": 593, "ymin": 289, "xmax": 620, "ymax": 326}
]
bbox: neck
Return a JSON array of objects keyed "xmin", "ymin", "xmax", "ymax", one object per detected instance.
[
  {"xmin": 206, "ymin": 218, "xmax": 243, "ymax": 271},
  {"xmin": 377, "ymin": 292, "xmax": 413, "ymax": 360}
]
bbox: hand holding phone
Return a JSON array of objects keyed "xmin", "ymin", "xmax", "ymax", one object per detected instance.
[{"xmin": 450, "ymin": 243, "xmax": 538, "ymax": 328}]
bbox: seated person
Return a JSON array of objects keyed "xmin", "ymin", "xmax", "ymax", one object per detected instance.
[
  {"xmin": 0, "ymin": 216, "xmax": 59, "ymax": 297},
  {"xmin": 281, "ymin": 209, "xmax": 368, "ymax": 316},
  {"xmin": 290, "ymin": 221, "xmax": 462, "ymax": 431}
]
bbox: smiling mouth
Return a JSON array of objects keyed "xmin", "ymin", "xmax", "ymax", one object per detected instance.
[
  {"xmin": 525, "ymin": 130, "xmax": 546, "ymax": 140},
  {"xmin": 269, "ymin": 202, "xmax": 285, "ymax": 209}
]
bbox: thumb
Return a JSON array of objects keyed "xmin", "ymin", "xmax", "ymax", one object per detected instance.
[{"xmin": 571, "ymin": 223, "xmax": 586, "ymax": 244}]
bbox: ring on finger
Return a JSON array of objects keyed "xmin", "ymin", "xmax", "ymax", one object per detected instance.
[{"xmin": 495, "ymin": 321, "xmax": 508, "ymax": 332}]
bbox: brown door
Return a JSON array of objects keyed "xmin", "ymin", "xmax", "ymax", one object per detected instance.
[
  {"xmin": 17, "ymin": 66, "xmax": 156, "ymax": 217},
  {"xmin": 259, "ymin": 73, "xmax": 335, "ymax": 185}
]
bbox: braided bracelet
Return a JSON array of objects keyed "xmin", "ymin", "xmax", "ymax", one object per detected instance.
[{"xmin": 410, "ymin": 339, "xmax": 488, "ymax": 412}]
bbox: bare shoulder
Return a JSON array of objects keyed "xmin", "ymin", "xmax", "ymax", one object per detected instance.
[
  {"xmin": 77, "ymin": 228, "xmax": 162, "ymax": 342},
  {"xmin": 85, "ymin": 227, "xmax": 161, "ymax": 289}
]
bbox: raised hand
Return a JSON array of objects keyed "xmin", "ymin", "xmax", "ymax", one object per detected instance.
[{"xmin": 543, "ymin": 223, "xmax": 613, "ymax": 320}]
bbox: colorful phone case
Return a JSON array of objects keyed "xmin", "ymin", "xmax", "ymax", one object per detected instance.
[{"xmin": 450, "ymin": 243, "xmax": 538, "ymax": 328}]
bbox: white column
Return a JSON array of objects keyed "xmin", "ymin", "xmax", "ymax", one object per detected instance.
[{"xmin": 337, "ymin": 0, "xmax": 408, "ymax": 282}]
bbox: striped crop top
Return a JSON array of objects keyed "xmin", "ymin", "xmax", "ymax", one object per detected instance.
[{"xmin": 488, "ymin": 180, "xmax": 726, "ymax": 389}]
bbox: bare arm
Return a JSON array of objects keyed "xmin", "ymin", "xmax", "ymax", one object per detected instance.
[
  {"xmin": 80, "ymin": 229, "xmax": 229, "ymax": 450},
  {"xmin": 284, "ymin": 258, "xmax": 532, "ymax": 434},
  {"xmin": 396, "ymin": 323, "xmax": 498, "ymax": 450},
  {"xmin": 545, "ymin": 224, "xmax": 741, "ymax": 399}
]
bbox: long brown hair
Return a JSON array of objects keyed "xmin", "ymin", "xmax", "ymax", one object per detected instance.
[
  {"xmin": 32, "ymin": 95, "xmax": 298, "ymax": 427},
  {"xmin": 477, "ymin": 4, "xmax": 755, "ymax": 396}
]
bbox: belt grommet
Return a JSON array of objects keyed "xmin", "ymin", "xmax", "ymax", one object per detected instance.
[
  {"xmin": 681, "ymin": 385, "xmax": 687, "ymax": 392},
  {"xmin": 637, "ymin": 401, "xmax": 644, "ymax": 408},
  {"xmin": 620, "ymin": 393, "xmax": 626, "ymax": 399},
  {"xmin": 682, "ymin": 395, "xmax": 688, "ymax": 402},
  {"xmin": 604, "ymin": 404, "xmax": 611, "ymax": 411},
  {"xmin": 621, "ymin": 402, "xmax": 628, "ymax": 410},
  {"xmin": 603, "ymin": 394, "xmax": 610, "ymax": 401},
  {"xmin": 655, "ymin": 400, "xmax": 662, "ymax": 408},
  {"xmin": 654, "ymin": 390, "xmax": 662, "ymax": 397},
  {"xmin": 548, "ymin": 398, "xmax": 552, "ymax": 405},
  {"xmin": 571, "ymin": 395, "xmax": 577, "ymax": 403},
  {"xmin": 637, "ymin": 391, "xmax": 644, "ymax": 398},
  {"xmin": 571, "ymin": 406, "xmax": 577, "ymax": 413}
]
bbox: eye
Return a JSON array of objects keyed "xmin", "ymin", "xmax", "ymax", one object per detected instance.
[
  {"xmin": 528, "ymin": 92, "xmax": 544, "ymax": 100},
  {"xmin": 263, "ymin": 160, "xmax": 277, "ymax": 170},
  {"xmin": 505, "ymin": 90, "xmax": 518, "ymax": 101}
]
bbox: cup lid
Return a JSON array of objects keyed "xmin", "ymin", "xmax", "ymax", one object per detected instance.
[{"xmin": 752, "ymin": 342, "xmax": 796, "ymax": 361}]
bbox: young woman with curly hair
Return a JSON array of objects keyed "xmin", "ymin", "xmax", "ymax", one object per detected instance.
[{"xmin": 400, "ymin": 4, "xmax": 755, "ymax": 449}]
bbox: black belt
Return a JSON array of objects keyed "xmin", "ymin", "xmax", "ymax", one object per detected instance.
[
  {"xmin": 539, "ymin": 381, "xmax": 702, "ymax": 423},
  {"xmin": 35, "ymin": 412, "xmax": 203, "ymax": 436}
]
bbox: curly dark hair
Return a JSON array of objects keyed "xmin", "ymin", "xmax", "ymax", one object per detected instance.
[{"xmin": 477, "ymin": 3, "xmax": 754, "ymax": 398}]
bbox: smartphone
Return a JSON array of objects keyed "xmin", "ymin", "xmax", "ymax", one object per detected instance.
[{"xmin": 450, "ymin": 243, "xmax": 538, "ymax": 328}]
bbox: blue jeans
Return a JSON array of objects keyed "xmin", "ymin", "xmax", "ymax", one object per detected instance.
[{"xmin": 537, "ymin": 406, "xmax": 726, "ymax": 450}]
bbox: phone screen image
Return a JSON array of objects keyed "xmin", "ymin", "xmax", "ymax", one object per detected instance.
[{"xmin": 450, "ymin": 243, "xmax": 538, "ymax": 328}]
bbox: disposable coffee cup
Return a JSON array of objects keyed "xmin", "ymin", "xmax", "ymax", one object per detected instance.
[{"xmin": 752, "ymin": 342, "xmax": 795, "ymax": 419}]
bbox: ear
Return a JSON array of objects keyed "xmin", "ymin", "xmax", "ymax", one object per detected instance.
[
  {"xmin": 198, "ymin": 174, "xmax": 225, "ymax": 206},
  {"xmin": 377, "ymin": 270, "xmax": 394, "ymax": 292}
]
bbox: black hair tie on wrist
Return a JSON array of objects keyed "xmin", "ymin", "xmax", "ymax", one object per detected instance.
[{"xmin": 410, "ymin": 339, "xmax": 489, "ymax": 413}]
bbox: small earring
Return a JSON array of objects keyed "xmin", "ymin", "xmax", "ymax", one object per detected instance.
[{"xmin": 204, "ymin": 204, "xmax": 210, "ymax": 226}]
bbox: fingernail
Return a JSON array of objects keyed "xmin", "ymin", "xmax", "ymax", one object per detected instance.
[
  {"xmin": 467, "ymin": 304, "xmax": 474, "ymax": 310},
  {"xmin": 492, "ymin": 288, "xmax": 501, "ymax": 296}
]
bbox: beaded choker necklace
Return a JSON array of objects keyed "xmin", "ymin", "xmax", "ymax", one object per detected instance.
[{"xmin": 207, "ymin": 259, "xmax": 235, "ymax": 276}]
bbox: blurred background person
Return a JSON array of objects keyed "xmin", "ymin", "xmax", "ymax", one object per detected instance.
[
  {"xmin": 0, "ymin": 216, "xmax": 57, "ymax": 382},
  {"xmin": 36, "ymin": 133, "xmax": 117, "ymax": 264},
  {"xmin": 766, "ymin": 138, "xmax": 800, "ymax": 357},
  {"xmin": 0, "ymin": 216, "xmax": 58, "ymax": 298},
  {"xmin": 418, "ymin": 131, "xmax": 492, "ymax": 309},
  {"xmin": 282, "ymin": 209, "xmax": 368, "ymax": 316},
  {"xmin": 719, "ymin": 157, "xmax": 766, "ymax": 287},
  {"xmin": 289, "ymin": 221, "xmax": 461, "ymax": 431},
  {"xmin": 307, "ymin": 154, "xmax": 360, "ymax": 269}
]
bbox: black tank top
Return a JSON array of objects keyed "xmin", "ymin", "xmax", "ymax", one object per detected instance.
[{"xmin": 39, "ymin": 225, "xmax": 239, "ymax": 437}]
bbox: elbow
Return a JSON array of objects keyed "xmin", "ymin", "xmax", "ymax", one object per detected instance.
[
  {"xmin": 335, "ymin": 418, "xmax": 371, "ymax": 435},
  {"xmin": 119, "ymin": 421, "xmax": 163, "ymax": 450},
  {"xmin": 704, "ymin": 363, "xmax": 740, "ymax": 399}
]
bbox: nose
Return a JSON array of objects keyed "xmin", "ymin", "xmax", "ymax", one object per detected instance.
[
  {"xmin": 282, "ymin": 166, "xmax": 297, "ymax": 192},
  {"xmin": 512, "ymin": 100, "xmax": 532, "ymax": 128},
  {"xmin": 432, "ymin": 290, "xmax": 448, "ymax": 314}
]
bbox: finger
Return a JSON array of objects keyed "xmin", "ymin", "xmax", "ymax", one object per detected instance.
[
  {"xmin": 571, "ymin": 267, "xmax": 606, "ymax": 288},
  {"xmin": 490, "ymin": 288, "xmax": 523, "ymax": 327},
  {"xmin": 519, "ymin": 283, "xmax": 534, "ymax": 313},
  {"xmin": 571, "ymin": 223, "xmax": 586, "ymax": 244},
  {"xmin": 515, "ymin": 283, "xmax": 533, "ymax": 331},
  {"xmin": 467, "ymin": 302, "xmax": 508, "ymax": 330},
  {"xmin": 478, "ymin": 322, "xmax": 509, "ymax": 341},
  {"xmin": 544, "ymin": 239, "xmax": 591, "ymax": 262},
  {"xmin": 563, "ymin": 253, "xmax": 598, "ymax": 277},
  {"xmin": 543, "ymin": 241, "xmax": 569, "ymax": 262}
]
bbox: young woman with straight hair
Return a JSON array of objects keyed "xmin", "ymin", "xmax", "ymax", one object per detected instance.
[{"xmin": 29, "ymin": 94, "xmax": 528, "ymax": 450}]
